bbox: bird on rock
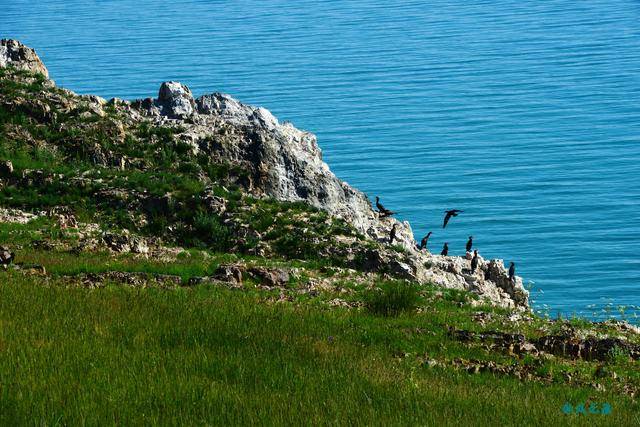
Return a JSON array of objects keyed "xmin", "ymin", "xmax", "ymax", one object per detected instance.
[
  {"xmin": 466, "ymin": 236, "xmax": 473, "ymax": 252},
  {"xmin": 375, "ymin": 196, "xmax": 397, "ymax": 218},
  {"xmin": 418, "ymin": 231, "xmax": 432, "ymax": 250},
  {"xmin": 471, "ymin": 250, "xmax": 479, "ymax": 273},
  {"xmin": 509, "ymin": 262, "xmax": 516, "ymax": 282},
  {"xmin": 389, "ymin": 224, "xmax": 398, "ymax": 244},
  {"xmin": 443, "ymin": 209, "xmax": 463, "ymax": 228},
  {"xmin": 440, "ymin": 242, "xmax": 449, "ymax": 256}
]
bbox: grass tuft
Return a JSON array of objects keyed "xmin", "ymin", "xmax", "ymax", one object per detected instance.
[{"xmin": 365, "ymin": 281, "xmax": 421, "ymax": 317}]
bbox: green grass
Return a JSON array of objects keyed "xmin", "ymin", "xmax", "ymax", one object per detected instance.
[
  {"xmin": 0, "ymin": 274, "xmax": 638, "ymax": 425},
  {"xmin": 364, "ymin": 280, "xmax": 422, "ymax": 316}
]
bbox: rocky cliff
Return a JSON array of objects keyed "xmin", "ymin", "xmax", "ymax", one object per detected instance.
[
  {"xmin": 0, "ymin": 39, "xmax": 49, "ymax": 78},
  {"xmin": 0, "ymin": 39, "xmax": 528, "ymax": 309}
]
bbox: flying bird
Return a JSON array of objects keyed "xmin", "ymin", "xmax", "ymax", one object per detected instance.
[
  {"xmin": 470, "ymin": 250, "xmax": 479, "ymax": 273},
  {"xmin": 440, "ymin": 242, "xmax": 449, "ymax": 256},
  {"xmin": 466, "ymin": 236, "xmax": 473, "ymax": 252},
  {"xmin": 418, "ymin": 231, "xmax": 432, "ymax": 250},
  {"xmin": 389, "ymin": 224, "xmax": 398, "ymax": 244},
  {"xmin": 375, "ymin": 196, "xmax": 397, "ymax": 217},
  {"xmin": 442, "ymin": 209, "xmax": 463, "ymax": 228},
  {"xmin": 508, "ymin": 262, "xmax": 516, "ymax": 282}
]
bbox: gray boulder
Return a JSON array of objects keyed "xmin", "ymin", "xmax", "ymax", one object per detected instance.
[
  {"xmin": 213, "ymin": 264, "xmax": 244, "ymax": 284},
  {"xmin": 248, "ymin": 266, "xmax": 290, "ymax": 287},
  {"xmin": 157, "ymin": 81, "xmax": 195, "ymax": 118},
  {"xmin": 0, "ymin": 246, "xmax": 14, "ymax": 266},
  {"xmin": 102, "ymin": 232, "xmax": 149, "ymax": 254}
]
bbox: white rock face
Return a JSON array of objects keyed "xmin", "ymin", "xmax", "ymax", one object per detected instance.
[
  {"xmin": 424, "ymin": 254, "xmax": 528, "ymax": 308},
  {"xmin": 197, "ymin": 93, "xmax": 279, "ymax": 130},
  {"xmin": 149, "ymin": 86, "xmax": 380, "ymax": 235},
  {"xmin": 0, "ymin": 39, "xmax": 49, "ymax": 78}
]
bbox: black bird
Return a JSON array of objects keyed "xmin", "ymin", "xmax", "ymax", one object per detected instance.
[
  {"xmin": 508, "ymin": 262, "xmax": 516, "ymax": 282},
  {"xmin": 442, "ymin": 209, "xmax": 463, "ymax": 228},
  {"xmin": 418, "ymin": 231, "xmax": 432, "ymax": 250},
  {"xmin": 375, "ymin": 196, "xmax": 397, "ymax": 217},
  {"xmin": 440, "ymin": 242, "xmax": 449, "ymax": 256},
  {"xmin": 470, "ymin": 250, "xmax": 479, "ymax": 273},
  {"xmin": 466, "ymin": 236, "xmax": 473, "ymax": 252},
  {"xmin": 389, "ymin": 224, "xmax": 398, "ymax": 244}
]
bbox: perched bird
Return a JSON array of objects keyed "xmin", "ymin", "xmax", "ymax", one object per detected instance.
[
  {"xmin": 508, "ymin": 262, "xmax": 516, "ymax": 282},
  {"xmin": 375, "ymin": 196, "xmax": 397, "ymax": 217},
  {"xmin": 418, "ymin": 231, "xmax": 432, "ymax": 250},
  {"xmin": 466, "ymin": 236, "xmax": 473, "ymax": 252},
  {"xmin": 471, "ymin": 250, "xmax": 479, "ymax": 273},
  {"xmin": 440, "ymin": 242, "xmax": 449, "ymax": 256},
  {"xmin": 442, "ymin": 209, "xmax": 463, "ymax": 228},
  {"xmin": 389, "ymin": 224, "xmax": 398, "ymax": 244}
]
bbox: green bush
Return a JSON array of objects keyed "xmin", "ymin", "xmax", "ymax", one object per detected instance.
[
  {"xmin": 191, "ymin": 212, "xmax": 233, "ymax": 252},
  {"xmin": 364, "ymin": 281, "xmax": 421, "ymax": 317},
  {"xmin": 607, "ymin": 345, "xmax": 630, "ymax": 364}
]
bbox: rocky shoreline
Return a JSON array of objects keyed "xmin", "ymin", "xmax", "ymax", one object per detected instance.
[{"xmin": 0, "ymin": 39, "xmax": 527, "ymax": 309}]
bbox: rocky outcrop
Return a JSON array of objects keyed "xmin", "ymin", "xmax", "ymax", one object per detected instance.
[
  {"xmin": 420, "ymin": 253, "xmax": 528, "ymax": 308},
  {"xmin": 0, "ymin": 39, "xmax": 529, "ymax": 309},
  {"xmin": 0, "ymin": 39, "xmax": 49, "ymax": 78},
  {"xmin": 0, "ymin": 207, "xmax": 40, "ymax": 224},
  {"xmin": 102, "ymin": 232, "xmax": 150, "ymax": 254},
  {"xmin": 449, "ymin": 327, "xmax": 640, "ymax": 362},
  {"xmin": 65, "ymin": 272, "xmax": 183, "ymax": 289},
  {"xmin": 134, "ymin": 85, "xmax": 379, "ymax": 234},
  {"xmin": 247, "ymin": 266, "xmax": 290, "ymax": 287}
]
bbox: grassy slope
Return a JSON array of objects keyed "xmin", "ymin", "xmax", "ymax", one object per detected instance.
[{"xmin": 0, "ymin": 272, "xmax": 637, "ymax": 426}]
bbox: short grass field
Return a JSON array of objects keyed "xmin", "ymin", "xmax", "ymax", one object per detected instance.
[{"xmin": 0, "ymin": 269, "xmax": 638, "ymax": 425}]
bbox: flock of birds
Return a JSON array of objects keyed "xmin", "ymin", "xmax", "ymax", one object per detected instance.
[{"xmin": 375, "ymin": 197, "xmax": 516, "ymax": 281}]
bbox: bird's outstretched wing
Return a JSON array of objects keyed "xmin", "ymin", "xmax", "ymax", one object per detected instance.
[
  {"xmin": 443, "ymin": 212, "xmax": 453, "ymax": 228},
  {"xmin": 443, "ymin": 210, "xmax": 463, "ymax": 228}
]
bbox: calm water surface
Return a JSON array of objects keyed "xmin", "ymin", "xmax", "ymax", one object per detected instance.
[{"xmin": 3, "ymin": 0, "xmax": 640, "ymax": 320}]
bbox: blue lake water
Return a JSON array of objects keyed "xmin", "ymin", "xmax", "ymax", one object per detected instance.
[{"xmin": 3, "ymin": 0, "xmax": 640, "ymax": 321}]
